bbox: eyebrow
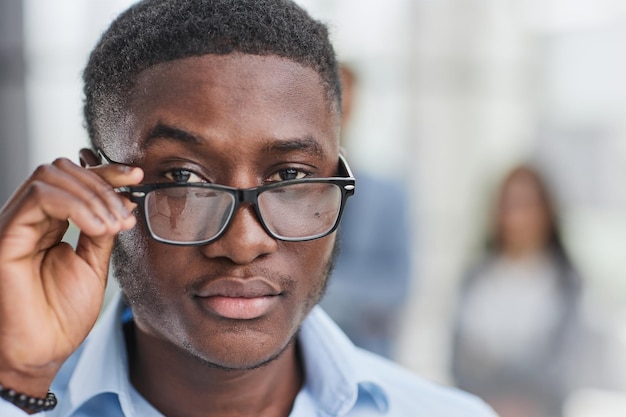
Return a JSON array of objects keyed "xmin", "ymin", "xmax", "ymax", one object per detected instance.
[
  {"xmin": 264, "ymin": 136, "xmax": 326, "ymax": 158},
  {"xmin": 142, "ymin": 122, "xmax": 327, "ymax": 158},
  {"xmin": 142, "ymin": 123, "xmax": 203, "ymax": 149}
]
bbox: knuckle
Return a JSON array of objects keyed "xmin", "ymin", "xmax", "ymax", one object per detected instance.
[
  {"xmin": 32, "ymin": 163, "xmax": 55, "ymax": 179},
  {"xmin": 92, "ymin": 179, "xmax": 116, "ymax": 198},
  {"xmin": 23, "ymin": 180, "xmax": 52, "ymax": 203},
  {"xmin": 88, "ymin": 183, "xmax": 122, "ymax": 214},
  {"xmin": 27, "ymin": 180, "xmax": 48, "ymax": 197},
  {"xmin": 51, "ymin": 157, "xmax": 75, "ymax": 169}
]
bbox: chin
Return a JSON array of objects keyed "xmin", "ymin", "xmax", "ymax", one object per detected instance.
[{"xmin": 174, "ymin": 323, "xmax": 299, "ymax": 371}]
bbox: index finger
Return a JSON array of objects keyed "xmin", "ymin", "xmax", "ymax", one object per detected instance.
[{"xmin": 79, "ymin": 148, "xmax": 144, "ymax": 188}]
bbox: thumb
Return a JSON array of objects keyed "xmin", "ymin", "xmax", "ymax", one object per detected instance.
[{"xmin": 74, "ymin": 231, "xmax": 117, "ymax": 285}]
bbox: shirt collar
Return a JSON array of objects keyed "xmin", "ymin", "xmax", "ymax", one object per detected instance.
[
  {"xmin": 66, "ymin": 294, "xmax": 389, "ymax": 416},
  {"xmin": 66, "ymin": 293, "xmax": 136, "ymax": 415},
  {"xmin": 298, "ymin": 306, "xmax": 389, "ymax": 415}
]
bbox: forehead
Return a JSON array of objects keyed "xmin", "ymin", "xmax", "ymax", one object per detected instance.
[{"xmin": 111, "ymin": 53, "xmax": 339, "ymax": 162}]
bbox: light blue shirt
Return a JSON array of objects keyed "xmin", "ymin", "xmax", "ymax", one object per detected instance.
[{"xmin": 0, "ymin": 292, "xmax": 497, "ymax": 416}]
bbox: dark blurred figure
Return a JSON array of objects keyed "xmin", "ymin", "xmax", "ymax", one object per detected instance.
[
  {"xmin": 451, "ymin": 164, "xmax": 583, "ymax": 417},
  {"xmin": 320, "ymin": 65, "xmax": 411, "ymax": 358}
]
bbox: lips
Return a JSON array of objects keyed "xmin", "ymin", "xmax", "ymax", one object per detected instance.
[{"xmin": 195, "ymin": 278, "xmax": 281, "ymax": 320}]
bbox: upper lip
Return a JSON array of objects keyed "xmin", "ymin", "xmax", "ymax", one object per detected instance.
[{"xmin": 195, "ymin": 278, "xmax": 281, "ymax": 298}]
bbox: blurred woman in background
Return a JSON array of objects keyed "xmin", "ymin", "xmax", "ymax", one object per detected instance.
[{"xmin": 452, "ymin": 164, "xmax": 583, "ymax": 417}]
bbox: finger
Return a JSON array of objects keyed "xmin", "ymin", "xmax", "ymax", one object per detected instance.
[
  {"xmin": 48, "ymin": 158, "xmax": 142, "ymax": 226},
  {"xmin": 74, "ymin": 230, "xmax": 117, "ymax": 284},
  {"xmin": 11, "ymin": 181, "xmax": 112, "ymax": 239},
  {"xmin": 0, "ymin": 181, "xmax": 109, "ymax": 269},
  {"xmin": 1, "ymin": 160, "xmax": 140, "ymax": 261},
  {"xmin": 31, "ymin": 160, "xmax": 130, "ymax": 228},
  {"xmin": 78, "ymin": 148, "xmax": 145, "ymax": 188},
  {"xmin": 1, "ymin": 182, "xmax": 139, "ymax": 277},
  {"xmin": 82, "ymin": 158, "xmax": 144, "ymax": 216},
  {"xmin": 87, "ymin": 162, "xmax": 144, "ymax": 188},
  {"xmin": 42, "ymin": 241, "xmax": 109, "ymax": 344}
]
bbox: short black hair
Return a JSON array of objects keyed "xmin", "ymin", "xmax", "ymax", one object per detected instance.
[{"xmin": 83, "ymin": 0, "xmax": 341, "ymax": 147}]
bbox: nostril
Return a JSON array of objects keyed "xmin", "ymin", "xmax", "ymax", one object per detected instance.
[{"xmin": 199, "ymin": 206, "xmax": 278, "ymax": 264}]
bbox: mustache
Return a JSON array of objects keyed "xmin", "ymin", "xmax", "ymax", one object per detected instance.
[{"xmin": 186, "ymin": 263, "xmax": 297, "ymax": 296}]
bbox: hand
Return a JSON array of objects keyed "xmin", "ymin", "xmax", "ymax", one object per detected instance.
[{"xmin": 0, "ymin": 151, "xmax": 143, "ymax": 397}]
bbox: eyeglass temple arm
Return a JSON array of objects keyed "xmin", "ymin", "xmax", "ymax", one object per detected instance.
[{"xmin": 96, "ymin": 148, "xmax": 113, "ymax": 165}]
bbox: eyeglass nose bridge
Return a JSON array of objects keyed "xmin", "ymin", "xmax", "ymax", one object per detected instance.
[
  {"xmin": 228, "ymin": 187, "xmax": 268, "ymax": 221},
  {"xmin": 218, "ymin": 187, "xmax": 271, "ymax": 238},
  {"xmin": 237, "ymin": 187, "xmax": 263, "ymax": 204}
]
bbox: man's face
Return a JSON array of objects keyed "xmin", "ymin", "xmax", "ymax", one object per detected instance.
[{"xmin": 108, "ymin": 53, "xmax": 340, "ymax": 370}]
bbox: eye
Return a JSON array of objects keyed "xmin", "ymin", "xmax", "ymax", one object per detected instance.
[
  {"xmin": 164, "ymin": 169, "xmax": 205, "ymax": 183},
  {"xmin": 268, "ymin": 168, "xmax": 309, "ymax": 182}
]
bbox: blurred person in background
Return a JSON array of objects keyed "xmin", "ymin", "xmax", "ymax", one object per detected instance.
[
  {"xmin": 320, "ymin": 64, "xmax": 412, "ymax": 359},
  {"xmin": 451, "ymin": 164, "xmax": 583, "ymax": 417}
]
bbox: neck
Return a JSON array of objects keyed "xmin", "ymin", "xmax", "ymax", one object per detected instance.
[
  {"xmin": 501, "ymin": 243, "xmax": 545, "ymax": 261},
  {"xmin": 125, "ymin": 322, "xmax": 303, "ymax": 417}
]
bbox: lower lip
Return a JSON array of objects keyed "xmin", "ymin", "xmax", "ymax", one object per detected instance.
[{"xmin": 198, "ymin": 295, "xmax": 279, "ymax": 320}]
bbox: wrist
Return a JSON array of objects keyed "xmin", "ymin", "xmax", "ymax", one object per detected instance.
[
  {"xmin": 0, "ymin": 384, "xmax": 57, "ymax": 414},
  {"xmin": 0, "ymin": 368, "xmax": 55, "ymax": 400}
]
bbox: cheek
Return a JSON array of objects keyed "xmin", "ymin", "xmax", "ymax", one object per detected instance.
[
  {"xmin": 112, "ymin": 223, "xmax": 172, "ymax": 311},
  {"xmin": 286, "ymin": 235, "xmax": 336, "ymax": 299},
  {"xmin": 113, "ymin": 225, "xmax": 150, "ymax": 282},
  {"xmin": 288, "ymin": 236, "xmax": 334, "ymax": 272},
  {"xmin": 113, "ymin": 227, "xmax": 195, "ymax": 340},
  {"xmin": 120, "ymin": 211, "xmax": 176, "ymax": 275},
  {"xmin": 112, "ymin": 227, "xmax": 154, "ymax": 307}
]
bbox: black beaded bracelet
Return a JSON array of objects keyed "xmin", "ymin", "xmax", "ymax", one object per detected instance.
[{"xmin": 0, "ymin": 384, "xmax": 57, "ymax": 413}]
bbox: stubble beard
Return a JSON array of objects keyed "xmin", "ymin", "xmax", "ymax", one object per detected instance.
[{"xmin": 110, "ymin": 230, "xmax": 340, "ymax": 371}]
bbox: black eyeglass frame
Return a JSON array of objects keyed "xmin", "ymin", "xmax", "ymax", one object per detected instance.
[{"xmin": 97, "ymin": 148, "xmax": 356, "ymax": 245}]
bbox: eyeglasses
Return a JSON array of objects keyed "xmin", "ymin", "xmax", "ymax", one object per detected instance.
[{"xmin": 97, "ymin": 149, "xmax": 355, "ymax": 245}]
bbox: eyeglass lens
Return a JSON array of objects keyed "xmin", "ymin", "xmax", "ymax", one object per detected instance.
[
  {"xmin": 257, "ymin": 182, "xmax": 342, "ymax": 239},
  {"xmin": 143, "ymin": 182, "xmax": 343, "ymax": 243}
]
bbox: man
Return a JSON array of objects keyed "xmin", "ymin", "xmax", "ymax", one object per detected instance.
[{"xmin": 0, "ymin": 0, "xmax": 497, "ymax": 416}]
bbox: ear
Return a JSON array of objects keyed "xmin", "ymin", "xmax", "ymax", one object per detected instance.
[{"xmin": 79, "ymin": 148, "xmax": 100, "ymax": 168}]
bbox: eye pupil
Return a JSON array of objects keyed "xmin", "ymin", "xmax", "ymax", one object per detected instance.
[
  {"xmin": 172, "ymin": 170, "xmax": 191, "ymax": 182},
  {"xmin": 281, "ymin": 169, "xmax": 299, "ymax": 181}
]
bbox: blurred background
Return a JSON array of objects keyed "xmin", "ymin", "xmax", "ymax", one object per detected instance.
[{"xmin": 2, "ymin": 1, "xmax": 626, "ymax": 416}]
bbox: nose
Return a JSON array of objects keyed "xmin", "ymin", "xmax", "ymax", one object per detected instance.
[{"xmin": 199, "ymin": 204, "xmax": 278, "ymax": 264}]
